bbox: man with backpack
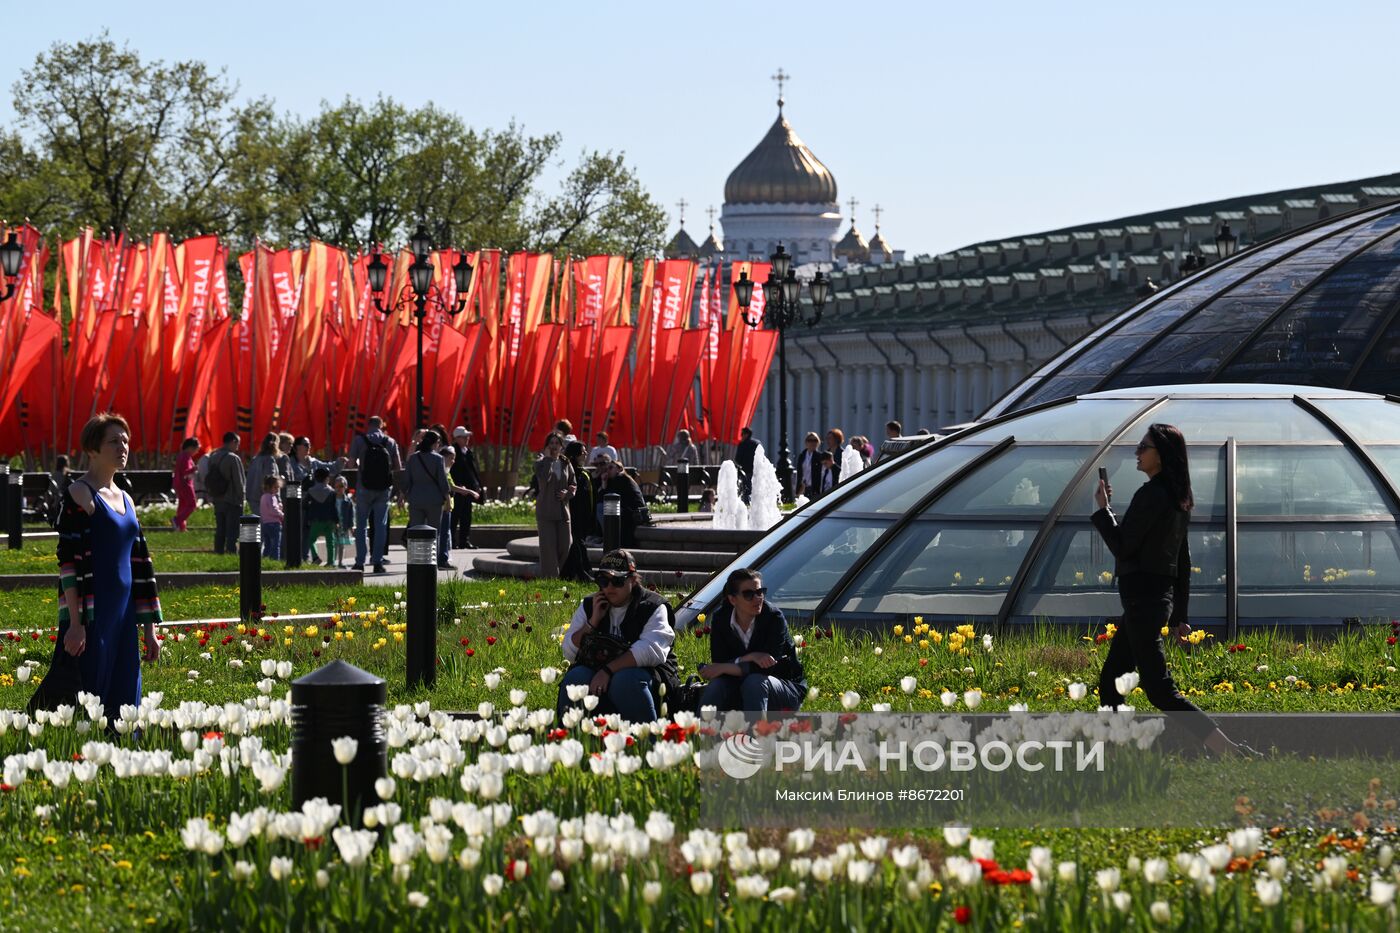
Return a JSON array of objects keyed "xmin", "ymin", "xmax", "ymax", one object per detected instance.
[
  {"xmin": 205, "ymin": 432, "xmax": 245, "ymax": 554},
  {"xmin": 348, "ymin": 415, "xmax": 402, "ymax": 574}
]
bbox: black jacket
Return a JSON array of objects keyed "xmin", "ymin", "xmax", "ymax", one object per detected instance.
[
  {"xmin": 735, "ymin": 437, "xmax": 759, "ymax": 477},
  {"xmin": 1091, "ymin": 473, "xmax": 1191, "ymax": 621},
  {"xmin": 451, "ymin": 445, "xmax": 481, "ymax": 491},
  {"xmin": 708, "ymin": 603, "xmax": 806, "ymax": 691},
  {"xmin": 574, "ymin": 587, "xmax": 678, "ymax": 693}
]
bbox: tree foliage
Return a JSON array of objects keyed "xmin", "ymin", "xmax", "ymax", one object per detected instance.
[{"xmin": 1, "ymin": 34, "xmax": 667, "ymax": 259}]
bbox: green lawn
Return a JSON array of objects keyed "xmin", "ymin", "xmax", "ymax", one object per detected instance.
[
  {"xmin": 1, "ymin": 578, "xmax": 1395, "ymax": 714},
  {"xmin": 0, "ymin": 534, "xmax": 343, "ymax": 575},
  {"xmin": 1, "ymin": 578, "xmax": 1397, "ymax": 930}
]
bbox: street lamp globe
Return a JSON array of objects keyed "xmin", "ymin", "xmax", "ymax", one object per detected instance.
[
  {"xmin": 770, "ymin": 243, "xmax": 791, "ymax": 280},
  {"xmin": 0, "ymin": 232, "xmax": 22, "ymax": 278},
  {"xmin": 452, "ymin": 252, "xmax": 473, "ymax": 299},
  {"xmin": 409, "ymin": 224, "xmax": 433, "ymax": 260},
  {"xmin": 1215, "ymin": 221, "xmax": 1238, "ymax": 259},
  {"xmin": 366, "ymin": 251, "xmax": 388, "ymax": 296},
  {"xmin": 809, "ymin": 270, "xmax": 830, "ymax": 311},
  {"xmin": 733, "ymin": 270, "xmax": 754, "ymax": 310},
  {"xmin": 781, "ymin": 270, "xmax": 800, "ymax": 307},
  {"xmin": 409, "ymin": 255, "xmax": 433, "ymax": 299}
]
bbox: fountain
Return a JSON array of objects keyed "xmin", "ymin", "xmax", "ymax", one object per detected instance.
[
  {"xmin": 747, "ymin": 445, "xmax": 783, "ymax": 530},
  {"xmin": 840, "ymin": 445, "xmax": 864, "ymax": 482},
  {"xmin": 712, "ymin": 461, "xmax": 749, "ymax": 530}
]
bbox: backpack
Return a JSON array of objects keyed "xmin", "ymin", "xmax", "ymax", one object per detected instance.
[
  {"xmin": 360, "ymin": 435, "xmax": 393, "ymax": 491},
  {"xmin": 205, "ymin": 452, "xmax": 231, "ymax": 498}
]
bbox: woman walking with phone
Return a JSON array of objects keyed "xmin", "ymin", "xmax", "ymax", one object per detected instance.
[{"xmin": 1092, "ymin": 423, "xmax": 1253, "ymax": 757}]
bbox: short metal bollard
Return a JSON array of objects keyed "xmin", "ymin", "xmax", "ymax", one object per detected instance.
[
  {"xmin": 7, "ymin": 470, "xmax": 21, "ymax": 550},
  {"xmin": 405, "ymin": 525, "xmax": 437, "ymax": 690},
  {"xmin": 239, "ymin": 515, "xmax": 261, "ymax": 621},
  {"xmin": 602, "ymin": 493, "xmax": 621, "ymax": 553},
  {"xmin": 677, "ymin": 458, "xmax": 690, "ymax": 514},
  {"xmin": 291, "ymin": 660, "xmax": 387, "ymax": 821},
  {"xmin": 0, "ymin": 464, "xmax": 10, "ymax": 548},
  {"xmin": 283, "ymin": 482, "xmax": 303, "ymax": 568}
]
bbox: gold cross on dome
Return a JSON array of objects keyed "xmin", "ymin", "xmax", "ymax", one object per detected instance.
[
  {"xmin": 873, "ymin": 203, "xmax": 884, "ymax": 232},
  {"xmin": 772, "ymin": 68, "xmax": 790, "ymax": 109},
  {"xmin": 847, "ymin": 197, "xmax": 859, "ymax": 222},
  {"xmin": 706, "ymin": 205, "xmax": 717, "ymax": 230},
  {"xmin": 675, "ymin": 198, "xmax": 688, "ymax": 226}
]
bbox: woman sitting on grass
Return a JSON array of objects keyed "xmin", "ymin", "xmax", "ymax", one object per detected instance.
[{"xmin": 698, "ymin": 568, "xmax": 806, "ymax": 714}]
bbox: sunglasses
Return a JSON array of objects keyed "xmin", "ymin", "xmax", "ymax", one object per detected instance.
[
  {"xmin": 595, "ymin": 573, "xmax": 628, "ymax": 588},
  {"xmin": 1135, "ymin": 441, "xmax": 1156, "ymax": 453},
  {"xmin": 735, "ymin": 587, "xmax": 768, "ymax": 601}
]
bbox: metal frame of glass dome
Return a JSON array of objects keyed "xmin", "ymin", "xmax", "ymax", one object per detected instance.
[
  {"xmin": 677, "ymin": 386, "xmax": 1400, "ymax": 637},
  {"xmin": 983, "ymin": 200, "xmax": 1400, "ymax": 418}
]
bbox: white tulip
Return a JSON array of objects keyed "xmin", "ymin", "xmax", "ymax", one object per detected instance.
[
  {"xmin": 642, "ymin": 881, "xmax": 662, "ymax": 905},
  {"xmin": 16, "ymin": 666, "xmax": 31, "ymax": 684},
  {"xmin": 375, "ymin": 777, "xmax": 396, "ymax": 800},
  {"xmin": 963, "ymin": 689, "xmax": 982, "ymax": 709},
  {"xmin": 1113, "ymin": 672, "xmax": 1139, "ymax": 696},
  {"xmin": 407, "ymin": 892, "xmax": 429, "ymax": 909},
  {"xmin": 1371, "ymin": 879, "xmax": 1396, "ymax": 907},
  {"xmin": 1267, "ymin": 856, "xmax": 1287, "ymax": 880},
  {"xmin": 547, "ymin": 870, "xmax": 565, "ymax": 892},
  {"xmin": 1255, "ymin": 877, "xmax": 1282, "ymax": 907},
  {"xmin": 940, "ymin": 690, "xmax": 958, "ymax": 708},
  {"xmin": 331, "ymin": 737, "xmax": 359, "ymax": 765},
  {"xmin": 690, "ymin": 871, "xmax": 715, "ymax": 895},
  {"xmin": 840, "ymin": 691, "xmax": 860, "ymax": 710},
  {"xmin": 539, "ymin": 667, "xmax": 559, "ymax": 684},
  {"xmin": 1143, "ymin": 858, "xmax": 1168, "ymax": 884},
  {"xmin": 943, "ymin": 826, "xmax": 970, "ymax": 848},
  {"xmin": 1096, "ymin": 867, "xmax": 1120, "ymax": 893},
  {"xmin": 269, "ymin": 856, "xmax": 293, "ymax": 882},
  {"xmin": 1068, "ymin": 682, "xmax": 1088, "ymax": 701},
  {"xmin": 484, "ymin": 673, "xmax": 501, "ymax": 690},
  {"xmin": 769, "ymin": 886, "xmax": 799, "ymax": 904},
  {"xmin": 1057, "ymin": 862, "xmax": 1078, "ymax": 884},
  {"xmin": 1149, "ymin": 901, "xmax": 1171, "ymax": 924},
  {"xmin": 1111, "ymin": 892, "xmax": 1131, "ymax": 914},
  {"xmin": 510, "ymin": 689, "xmax": 527, "ymax": 706},
  {"xmin": 482, "ymin": 874, "xmax": 503, "ymax": 896},
  {"xmin": 900, "ymin": 676, "xmax": 918, "ymax": 695}
]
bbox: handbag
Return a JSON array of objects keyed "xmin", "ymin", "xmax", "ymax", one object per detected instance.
[
  {"xmin": 26, "ymin": 649, "xmax": 84, "ymax": 714},
  {"xmin": 576, "ymin": 627, "xmax": 632, "ymax": 671}
]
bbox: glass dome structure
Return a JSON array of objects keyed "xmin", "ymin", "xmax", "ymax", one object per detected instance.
[
  {"xmin": 678, "ymin": 386, "xmax": 1400, "ymax": 633},
  {"xmin": 984, "ymin": 201, "xmax": 1400, "ymax": 418}
]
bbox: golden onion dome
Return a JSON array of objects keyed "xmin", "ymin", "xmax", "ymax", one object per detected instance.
[
  {"xmin": 834, "ymin": 222, "xmax": 869, "ymax": 261},
  {"xmin": 868, "ymin": 229, "xmax": 894, "ymax": 259},
  {"xmin": 666, "ymin": 226, "xmax": 700, "ymax": 259},
  {"xmin": 724, "ymin": 110, "xmax": 838, "ymax": 205}
]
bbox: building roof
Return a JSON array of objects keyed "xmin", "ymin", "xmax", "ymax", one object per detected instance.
[
  {"xmin": 665, "ymin": 226, "xmax": 700, "ymax": 258},
  {"xmin": 835, "ymin": 223, "xmax": 870, "ymax": 262},
  {"xmin": 724, "ymin": 108, "xmax": 838, "ymax": 205}
]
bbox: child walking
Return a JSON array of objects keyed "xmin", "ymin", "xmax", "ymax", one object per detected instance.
[
  {"xmin": 334, "ymin": 476, "xmax": 354, "ymax": 568},
  {"xmin": 305, "ymin": 467, "xmax": 339, "ymax": 565},
  {"xmin": 259, "ymin": 475, "xmax": 284, "ymax": 559}
]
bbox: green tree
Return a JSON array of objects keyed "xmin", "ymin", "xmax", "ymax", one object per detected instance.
[
  {"xmin": 532, "ymin": 150, "xmax": 668, "ymax": 262},
  {"xmin": 10, "ymin": 32, "xmax": 243, "ymax": 238}
]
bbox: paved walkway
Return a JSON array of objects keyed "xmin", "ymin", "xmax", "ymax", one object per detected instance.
[{"xmin": 356, "ymin": 542, "xmax": 514, "ymax": 587}]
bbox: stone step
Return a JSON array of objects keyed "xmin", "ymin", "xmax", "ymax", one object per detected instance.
[
  {"xmin": 470, "ymin": 553, "xmax": 711, "ymax": 591},
  {"xmin": 505, "ymin": 537, "xmax": 734, "ymax": 571},
  {"xmin": 634, "ymin": 524, "xmax": 766, "ymax": 549}
]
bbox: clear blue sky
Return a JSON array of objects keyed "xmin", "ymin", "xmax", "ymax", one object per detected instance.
[{"xmin": 8, "ymin": 1, "xmax": 1400, "ymax": 256}]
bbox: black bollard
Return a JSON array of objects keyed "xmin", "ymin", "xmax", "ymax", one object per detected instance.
[
  {"xmin": 239, "ymin": 515, "xmax": 262, "ymax": 621},
  {"xmin": 283, "ymin": 482, "xmax": 303, "ymax": 568},
  {"xmin": 291, "ymin": 660, "xmax": 387, "ymax": 822},
  {"xmin": 602, "ymin": 493, "xmax": 621, "ymax": 553},
  {"xmin": 677, "ymin": 458, "xmax": 690, "ymax": 514},
  {"xmin": 405, "ymin": 525, "xmax": 437, "ymax": 690},
  {"xmin": 0, "ymin": 465, "xmax": 9, "ymax": 547},
  {"xmin": 7, "ymin": 469, "xmax": 21, "ymax": 550}
]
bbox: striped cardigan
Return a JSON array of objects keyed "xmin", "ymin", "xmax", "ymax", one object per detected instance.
[{"xmin": 56, "ymin": 483, "xmax": 163, "ymax": 629}]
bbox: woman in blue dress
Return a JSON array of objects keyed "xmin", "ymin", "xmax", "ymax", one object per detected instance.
[{"xmin": 51, "ymin": 413, "xmax": 163, "ymax": 719}]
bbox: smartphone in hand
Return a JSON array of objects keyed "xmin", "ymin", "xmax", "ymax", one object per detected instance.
[{"xmin": 1098, "ymin": 467, "xmax": 1110, "ymax": 502}]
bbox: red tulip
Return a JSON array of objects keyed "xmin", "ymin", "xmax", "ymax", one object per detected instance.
[{"xmin": 954, "ymin": 906, "xmax": 972, "ymax": 925}]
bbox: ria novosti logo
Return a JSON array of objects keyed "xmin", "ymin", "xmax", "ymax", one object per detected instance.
[{"xmin": 716, "ymin": 734, "xmax": 766, "ymax": 780}]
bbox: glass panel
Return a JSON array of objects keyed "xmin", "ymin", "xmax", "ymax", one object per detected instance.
[
  {"xmin": 1010, "ymin": 525, "xmax": 1227, "ymax": 623},
  {"xmin": 835, "ymin": 443, "xmax": 983, "ymax": 514},
  {"xmin": 759, "ymin": 517, "xmax": 893, "ymax": 612},
  {"xmin": 1373, "ymin": 448, "xmax": 1400, "ymax": 497},
  {"xmin": 1238, "ymin": 526, "xmax": 1400, "ymax": 621},
  {"xmin": 1017, "ymin": 376, "xmax": 1109, "ymax": 411},
  {"xmin": 1312, "ymin": 400, "xmax": 1400, "ymax": 444},
  {"xmin": 924, "ymin": 446, "xmax": 1094, "ymax": 518},
  {"xmin": 1056, "ymin": 336, "xmax": 1152, "ymax": 378},
  {"xmin": 988, "ymin": 399, "xmax": 1145, "ymax": 441},
  {"xmin": 1236, "ymin": 446, "xmax": 1392, "ymax": 516},
  {"xmin": 1067, "ymin": 445, "xmax": 1226, "ymax": 521},
  {"xmin": 1117, "ymin": 399, "xmax": 1335, "ymax": 443},
  {"xmin": 831, "ymin": 521, "xmax": 1035, "ymax": 620}
]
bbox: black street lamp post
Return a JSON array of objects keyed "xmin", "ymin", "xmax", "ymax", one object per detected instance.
[
  {"xmin": 366, "ymin": 225, "xmax": 473, "ymax": 428},
  {"xmin": 1215, "ymin": 221, "xmax": 1239, "ymax": 260},
  {"xmin": 0, "ymin": 232, "xmax": 26, "ymax": 302},
  {"xmin": 733, "ymin": 244, "xmax": 830, "ymax": 503}
]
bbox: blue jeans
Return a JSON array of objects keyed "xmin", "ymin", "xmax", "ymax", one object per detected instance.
[
  {"xmin": 354, "ymin": 486, "xmax": 391, "ymax": 567},
  {"xmin": 555, "ymin": 664, "xmax": 658, "ymax": 724},
  {"xmin": 438, "ymin": 510, "xmax": 452, "ymax": 565},
  {"xmin": 699, "ymin": 674, "xmax": 805, "ymax": 714},
  {"xmin": 261, "ymin": 522, "xmax": 282, "ymax": 559}
]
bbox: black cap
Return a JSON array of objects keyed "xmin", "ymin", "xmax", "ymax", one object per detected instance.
[{"xmin": 597, "ymin": 549, "xmax": 636, "ymax": 574}]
